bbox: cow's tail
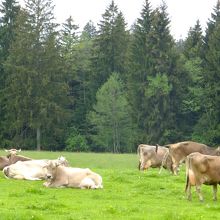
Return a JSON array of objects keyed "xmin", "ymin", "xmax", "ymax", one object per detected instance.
[
  {"xmin": 159, "ymin": 150, "xmax": 169, "ymax": 174},
  {"xmin": 155, "ymin": 144, "xmax": 159, "ymax": 153},
  {"xmin": 185, "ymin": 155, "xmax": 191, "ymax": 193}
]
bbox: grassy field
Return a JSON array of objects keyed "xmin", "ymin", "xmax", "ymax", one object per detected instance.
[{"xmin": 0, "ymin": 151, "xmax": 220, "ymax": 220}]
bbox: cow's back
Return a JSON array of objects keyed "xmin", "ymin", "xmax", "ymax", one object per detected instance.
[{"xmin": 170, "ymin": 141, "xmax": 208, "ymax": 159}]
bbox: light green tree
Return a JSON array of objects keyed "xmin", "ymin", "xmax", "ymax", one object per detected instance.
[{"xmin": 88, "ymin": 73, "xmax": 133, "ymax": 153}]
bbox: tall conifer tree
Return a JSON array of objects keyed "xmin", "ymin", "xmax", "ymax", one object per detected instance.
[
  {"xmin": 194, "ymin": 1, "xmax": 220, "ymax": 144},
  {"xmin": 4, "ymin": 0, "xmax": 70, "ymax": 150}
]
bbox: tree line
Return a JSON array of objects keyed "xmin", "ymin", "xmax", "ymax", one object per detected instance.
[{"xmin": 0, "ymin": 0, "xmax": 219, "ymax": 152}]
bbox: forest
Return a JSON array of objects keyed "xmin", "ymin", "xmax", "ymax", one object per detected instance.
[{"xmin": 0, "ymin": 0, "xmax": 219, "ymax": 152}]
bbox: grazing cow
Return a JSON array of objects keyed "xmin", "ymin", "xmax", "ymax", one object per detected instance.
[
  {"xmin": 0, "ymin": 149, "xmax": 31, "ymax": 170},
  {"xmin": 137, "ymin": 144, "xmax": 173, "ymax": 172},
  {"xmin": 3, "ymin": 156, "xmax": 68, "ymax": 180},
  {"xmin": 185, "ymin": 152, "xmax": 220, "ymax": 202},
  {"xmin": 163, "ymin": 141, "xmax": 220, "ymax": 175},
  {"xmin": 43, "ymin": 160, "xmax": 103, "ymax": 189}
]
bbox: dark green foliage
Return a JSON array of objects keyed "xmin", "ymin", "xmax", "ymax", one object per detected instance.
[
  {"xmin": 193, "ymin": 1, "xmax": 220, "ymax": 145},
  {"xmin": 0, "ymin": 0, "xmax": 219, "ymax": 151},
  {"xmin": 91, "ymin": 0, "xmax": 129, "ymax": 93},
  {"xmin": 65, "ymin": 127, "xmax": 89, "ymax": 152},
  {"xmin": 127, "ymin": 1, "xmax": 182, "ymax": 145},
  {"xmin": 3, "ymin": 0, "xmax": 70, "ymax": 150}
]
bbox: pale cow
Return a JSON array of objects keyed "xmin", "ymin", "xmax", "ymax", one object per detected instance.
[
  {"xmin": 185, "ymin": 152, "xmax": 220, "ymax": 202},
  {"xmin": 3, "ymin": 156, "xmax": 68, "ymax": 180},
  {"xmin": 43, "ymin": 160, "xmax": 103, "ymax": 189},
  {"xmin": 0, "ymin": 149, "xmax": 31, "ymax": 170},
  {"xmin": 163, "ymin": 141, "xmax": 220, "ymax": 175},
  {"xmin": 137, "ymin": 144, "xmax": 173, "ymax": 172}
]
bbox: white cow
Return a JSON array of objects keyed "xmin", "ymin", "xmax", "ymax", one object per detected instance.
[
  {"xmin": 43, "ymin": 159, "xmax": 103, "ymax": 189},
  {"xmin": 3, "ymin": 156, "xmax": 68, "ymax": 180}
]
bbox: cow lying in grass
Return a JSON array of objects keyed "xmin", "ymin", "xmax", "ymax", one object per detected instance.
[
  {"xmin": 3, "ymin": 156, "xmax": 68, "ymax": 180},
  {"xmin": 0, "ymin": 149, "xmax": 31, "ymax": 170},
  {"xmin": 43, "ymin": 160, "xmax": 103, "ymax": 189}
]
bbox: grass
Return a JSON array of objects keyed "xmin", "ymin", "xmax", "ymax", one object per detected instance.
[{"xmin": 0, "ymin": 150, "xmax": 220, "ymax": 219}]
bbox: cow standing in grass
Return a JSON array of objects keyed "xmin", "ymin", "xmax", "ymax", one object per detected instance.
[
  {"xmin": 137, "ymin": 144, "xmax": 173, "ymax": 173},
  {"xmin": 43, "ymin": 160, "xmax": 103, "ymax": 189},
  {"xmin": 163, "ymin": 141, "xmax": 220, "ymax": 175},
  {"xmin": 185, "ymin": 152, "xmax": 220, "ymax": 202}
]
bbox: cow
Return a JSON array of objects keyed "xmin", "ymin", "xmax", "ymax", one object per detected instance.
[
  {"xmin": 185, "ymin": 152, "xmax": 220, "ymax": 202},
  {"xmin": 43, "ymin": 160, "xmax": 103, "ymax": 189},
  {"xmin": 3, "ymin": 156, "xmax": 68, "ymax": 180},
  {"xmin": 137, "ymin": 144, "xmax": 173, "ymax": 173},
  {"xmin": 0, "ymin": 149, "xmax": 31, "ymax": 170},
  {"xmin": 163, "ymin": 141, "xmax": 220, "ymax": 175}
]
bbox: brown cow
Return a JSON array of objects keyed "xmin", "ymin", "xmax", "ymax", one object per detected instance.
[
  {"xmin": 43, "ymin": 160, "xmax": 103, "ymax": 189},
  {"xmin": 185, "ymin": 152, "xmax": 220, "ymax": 202},
  {"xmin": 163, "ymin": 141, "xmax": 220, "ymax": 175},
  {"xmin": 0, "ymin": 149, "xmax": 32, "ymax": 170},
  {"xmin": 137, "ymin": 144, "xmax": 173, "ymax": 173}
]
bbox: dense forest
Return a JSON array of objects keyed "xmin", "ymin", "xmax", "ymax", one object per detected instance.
[{"xmin": 0, "ymin": 0, "xmax": 219, "ymax": 152}]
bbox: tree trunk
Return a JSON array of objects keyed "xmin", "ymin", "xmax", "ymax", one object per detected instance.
[{"xmin": 37, "ymin": 127, "xmax": 41, "ymax": 151}]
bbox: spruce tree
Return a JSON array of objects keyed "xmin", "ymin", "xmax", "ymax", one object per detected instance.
[
  {"xmin": 194, "ymin": 1, "xmax": 220, "ymax": 145},
  {"xmin": 0, "ymin": 0, "xmax": 20, "ymax": 146},
  {"xmin": 181, "ymin": 21, "xmax": 204, "ymax": 139},
  {"xmin": 4, "ymin": 0, "xmax": 70, "ymax": 150},
  {"xmin": 127, "ymin": 0, "xmax": 153, "ymax": 144},
  {"xmin": 91, "ymin": 0, "xmax": 129, "ymax": 93}
]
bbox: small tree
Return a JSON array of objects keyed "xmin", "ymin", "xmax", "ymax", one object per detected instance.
[{"xmin": 88, "ymin": 73, "xmax": 133, "ymax": 153}]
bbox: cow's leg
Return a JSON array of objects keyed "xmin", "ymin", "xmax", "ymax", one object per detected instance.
[
  {"xmin": 195, "ymin": 185, "xmax": 203, "ymax": 202},
  {"xmin": 171, "ymin": 157, "xmax": 179, "ymax": 175},
  {"xmin": 80, "ymin": 177, "xmax": 96, "ymax": 189},
  {"xmin": 13, "ymin": 174, "xmax": 25, "ymax": 180},
  {"xmin": 172, "ymin": 163, "xmax": 179, "ymax": 175},
  {"xmin": 186, "ymin": 183, "xmax": 192, "ymax": 201},
  {"xmin": 213, "ymin": 184, "xmax": 217, "ymax": 201}
]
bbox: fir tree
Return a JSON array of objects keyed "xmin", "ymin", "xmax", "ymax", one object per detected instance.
[
  {"xmin": 194, "ymin": 1, "xmax": 220, "ymax": 145},
  {"xmin": 4, "ymin": 0, "xmax": 70, "ymax": 150}
]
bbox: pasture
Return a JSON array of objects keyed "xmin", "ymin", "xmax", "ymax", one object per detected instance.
[{"xmin": 0, "ymin": 151, "xmax": 220, "ymax": 220}]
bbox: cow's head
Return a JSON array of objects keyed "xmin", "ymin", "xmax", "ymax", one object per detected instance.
[
  {"xmin": 139, "ymin": 158, "xmax": 151, "ymax": 171},
  {"xmin": 44, "ymin": 156, "xmax": 68, "ymax": 180},
  {"xmin": 5, "ymin": 149, "xmax": 21, "ymax": 157}
]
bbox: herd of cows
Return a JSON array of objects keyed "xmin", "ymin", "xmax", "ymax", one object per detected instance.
[
  {"xmin": 0, "ymin": 149, "xmax": 103, "ymax": 189},
  {"xmin": 138, "ymin": 141, "xmax": 220, "ymax": 202},
  {"xmin": 1, "ymin": 141, "xmax": 220, "ymax": 202}
]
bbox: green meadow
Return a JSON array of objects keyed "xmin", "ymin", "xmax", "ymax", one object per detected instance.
[{"xmin": 0, "ymin": 151, "xmax": 220, "ymax": 220}]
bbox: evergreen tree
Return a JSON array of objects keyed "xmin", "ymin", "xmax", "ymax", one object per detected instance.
[
  {"xmin": 128, "ymin": 1, "xmax": 183, "ymax": 144},
  {"xmin": 0, "ymin": 0, "xmax": 20, "ymax": 145},
  {"xmin": 81, "ymin": 20, "xmax": 97, "ymax": 40},
  {"xmin": 4, "ymin": 0, "xmax": 70, "ymax": 150},
  {"xmin": 194, "ymin": 1, "xmax": 220, "ymax": 145},
  {"xmin": 127, "ymin": 0, "xmax": 153, "ymax": 144},
  {"xmin": 180, "ymin": 21, "xmax": 204, "ymax": 139},
  {"xmin": 88, "ymin": 73, "xmax": 133, "ymax": 153},
  {"xmin": 91, "ymin": 0, "xmax": 129, "ymax": 92}
]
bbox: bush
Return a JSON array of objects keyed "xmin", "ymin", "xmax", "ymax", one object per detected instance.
[{"xmin": 65, "ymin": 132, "xmax": 89, "ymax": 152}]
